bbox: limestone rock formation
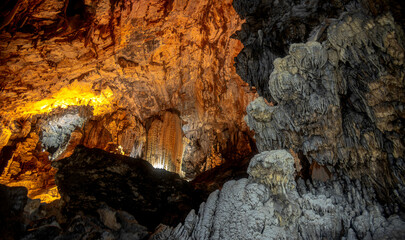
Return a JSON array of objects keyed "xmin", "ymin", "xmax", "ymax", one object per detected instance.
[
  {"xmin": 247, "ymin": 150, "xmax": 296, "ymax": 196},
  {"xmin": 0, "ymin": 128, "xmax": 59, "ymax": 203},
  {"xmin": 52, "ymin": 145, "xmax": 203, "ymax": 230},
  {"xmin": 0, "ymin": 0, "xmax": 404, "ymax": 239},
  {"xmin": 149, "ymin": 2, "xmax": 405, "ymax": 239},
  {"xmin": 40, "ymin": 113, "xmax": 86, "ymax": 160},
  {"xmin": 146, "ymin": 111, "xmax": 184, "ymax": 174},
  {"xmin": 150, "ymin": 150, "xmax": 405, "ymax": 240},
  {"xmin": 233, "ymin": 0, "xmax": 405, "ymax": 100},
  {"xmin": 245, "ymin": 12, "xmax": 405, "ymax": 213}
]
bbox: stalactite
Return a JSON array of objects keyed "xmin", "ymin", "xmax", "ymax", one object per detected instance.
[{"xmin": 146, "ymin": 112, "xmax": 183, "ymax": 174}]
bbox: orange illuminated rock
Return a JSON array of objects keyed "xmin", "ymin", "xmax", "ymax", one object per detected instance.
[
  {"xmin": 146, "ymin": 111, "xmax": 184, "ymax": 174},
  {"xmin": 0, "ymin": 0, "xmax": 256, "ymax": 197}
]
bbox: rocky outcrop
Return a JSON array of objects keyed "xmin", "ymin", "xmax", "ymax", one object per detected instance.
[
  {"xmin": 151, "ymin": 150, "xmax": 405, "ymax": 240},
  {"xmin": 148, "ymin": 2, "xmax": 405, "ymax": 239},
  {"xmin": 2, "ymin": 145, "xmax": 255, "ymax": 240},
  {"xmin": 0, "ymin": 187, "xmax": 150, "ymax": 240},
  {"xmin": 1, "ymin": 1, "xmax": 404, "ymax": 239},
  {"xmin": 0, "ymin": 128, "xmax": 59, "ymax": 203},
  {"xmin": 52, "ymin": 145, "xmax": 203, "ymax": 230},
  {"xmin": 0, "ymin": 0, "xmax": 258, "ymax": 200}
]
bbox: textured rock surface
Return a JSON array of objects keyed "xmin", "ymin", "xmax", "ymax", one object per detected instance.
[
  {"xmin": 0, "ymin": 127, "xmax": 59, "ymax": 203},
  {"xmin": 146, "ymin": 111, "xmax": 184, "ymax": 174},
  {"xmin": 1, "ymin": 1, "xmax": 404, "ymax": 239},
  {"xmin": 151, "ymin": 150, "xmax": 405, "ymax": 240},
  {"xmin": 190, "ymin": 149, "xmax": 255, "ymax": 198},
  {"xmin": 40, "ymin": 113, "xmax": 86, "ymax": 160},
  {"xmin": 149, "ymin": 2, "xmax": 405, "ymax": 239},
  {"xmin": 245, "ymin": 12, "xmax": 405, "ymax": 213},
  {"xmin": 233, "ymin": 0, "xmax": 405, "ymax": 100},
  {"xmin": 52, "ymin": 145, "xmax": 203, "ymax": 230},
  {"xmin": 247, "ymin": 150, "xmax": 296, "ymax": 196},
  {"xmin": 20, "ymin": 202, "xmax": 149, "ymax": 240}
]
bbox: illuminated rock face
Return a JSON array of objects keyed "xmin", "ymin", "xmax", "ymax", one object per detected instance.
[
  {"xmin": 146, "ymin": 111, "xmax": 184, "ymax": 174},
  {"xmin": 0, "ymin": 0, "xmax": 256, "ymax": 199}
]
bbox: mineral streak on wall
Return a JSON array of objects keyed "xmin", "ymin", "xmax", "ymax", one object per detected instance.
[{"xmin": 147, "ymin": 112, "xmax": 184, "ymax": 174}]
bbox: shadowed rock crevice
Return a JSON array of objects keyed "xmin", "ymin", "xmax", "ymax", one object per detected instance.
[{"xmin": 0, "ymin": 184, "xmax": 28, "ymax": 240}]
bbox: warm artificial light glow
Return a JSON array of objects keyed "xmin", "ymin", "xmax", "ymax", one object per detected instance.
[
  {"xmin": 0, "ymin": 82, "xmax": 113, "ymax": 204},
  {"xmin": 146, "ymin": 112, "xmax": 184, "ymax": 174},
  {"xmin": 33, "ymin": 186, "xmax": 61, "ymax": 203},
  {"xmin": 117, "ymin": 145, "xmax": 125, "ymax": 155},
  {"xmin": 153, "ymin": 162, "xmax": 165, "ymax": 169},
  {"xmin": 3, "ymin": 180, "xmax": 61, "ymax": 204},
  {"xmin": 18, "ymin": 82, "xmax": 114, "ymax": 117}
]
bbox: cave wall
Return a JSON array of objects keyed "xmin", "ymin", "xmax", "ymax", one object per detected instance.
[
  {"xmin": 242, "ymin": 6, "xmax": 405, "ymax": 213},
  {"xmin": 0, "ymin": 0, "xmax": 258, "ymax": 199},
  {"xmin": 0, "ymin": 0, "xmax": 404, "ymax": 239}
]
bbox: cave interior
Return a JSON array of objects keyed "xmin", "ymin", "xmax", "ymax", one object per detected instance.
[{"xmin": 0, "ymin": 0, "xmax": 404, "ymax": 239}]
